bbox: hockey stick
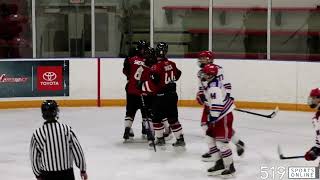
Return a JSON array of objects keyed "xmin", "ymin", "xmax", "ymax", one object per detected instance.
[
  {"xmin": 140, "ymin": 95, "xmax": 156, "ymax": 152},
  {"xmin": 277, "ymin": 145, "xmax": 304, "ymax": 159},
  {"xmin": 234, "ymin": 106, "xmax": 279, "ymax": 119}
]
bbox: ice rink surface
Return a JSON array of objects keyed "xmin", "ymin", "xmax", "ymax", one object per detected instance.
[{"xmin": 0, "ymin": 106, "xmax": 319, "ymax": 180}]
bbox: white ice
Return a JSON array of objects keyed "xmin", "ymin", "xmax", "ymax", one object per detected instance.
[{"xmin": 0, "ymin": 107, "xmax": 319, "ymax": 180}]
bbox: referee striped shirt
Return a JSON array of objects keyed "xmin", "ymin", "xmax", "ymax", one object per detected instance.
[{"xmin": 30, "ymin": 120, "xmax": 86, "ymax": 177}]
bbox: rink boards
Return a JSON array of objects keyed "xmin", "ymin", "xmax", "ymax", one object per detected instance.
[{"xmin": 0, "ymin": 58, "xmax": 319, "ymax": 111}]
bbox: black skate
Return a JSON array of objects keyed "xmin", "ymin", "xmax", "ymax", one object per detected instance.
[
  {"xmin": 220, "ymin": 163, "xmax": 236, "ymax": 178},
  {"xmin": 146, "ymin": 129, "xmax": 155, "ymax": 141},
  {"xmin": 149, "ymin": 137, "xmax": 165, "ymax": 150},
  {"xmin": 201, "ymin": 152, "xmax": 215, "ymax": 162},
  {"xmin": 123, "ymin": 127, "xmax": 134, "ymax": 141},
  {"xmin": 141, "ymin": 122, "xmax": 148, "ymax": 139},
  {"xmin": 172, "ymin": 135, "xmax": 186, "ymax": 147},
  {"xmin": 207, "ymin": 159, "xmax": 225, "ymax": 176},
  {"xmin": 236, "ymin": 140, "xmax": 245, "ymax": 157}
]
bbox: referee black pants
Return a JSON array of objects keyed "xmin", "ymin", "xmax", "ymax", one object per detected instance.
[{"xmin": 41, "ymin": 169, "xmax": 75, "ymax": 180}]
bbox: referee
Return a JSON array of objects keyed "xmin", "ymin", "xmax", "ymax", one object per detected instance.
[{"xmin": 30, "ymin": 100, "xmax": 88, "ymax": 180}]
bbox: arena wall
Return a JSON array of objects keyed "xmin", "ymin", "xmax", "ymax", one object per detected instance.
[{"xmin": 0, "ymin": 58, "xmax": 319, "ymax": 111}]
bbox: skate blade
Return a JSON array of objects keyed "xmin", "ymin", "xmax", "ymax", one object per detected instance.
[
  {"xmin": 201, "ymin": 157, "xmax": 215, "ymax": 162},
  {"xmin": 219, "ymin": 173, "xmax": 235, "ymax": 179},
  {"xmin": 207, "ymin": 169, "xmax": 224, "ymax": 176}
]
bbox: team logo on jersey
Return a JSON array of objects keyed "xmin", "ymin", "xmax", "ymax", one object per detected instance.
[{"xmin": 37, "ymin": 66, "xmax": 63, "ymax": 91}]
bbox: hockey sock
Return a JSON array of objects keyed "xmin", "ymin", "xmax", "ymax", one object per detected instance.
[
  {"xmin": 162, "ymin": 118, "xmax": 170, "ymax": 133},
  {"xmin": 125, "ymin": 117, "xmax": 133, "ymax": 128},
  {"xmin": 170, "ymin": 122, "xmax": 183, "ymax": 139},
  {"xmin": 230, "ymin": 130, "xmax": 241, "ymax": 145},
  {"xmin": 153, "ymin": 122, "xmax": 164, "ymax": 138},
  {"xmin": 206, "ymin": 135, "xmax": 218, "ymax": 152},
  {"xmin": 216, "ymin": 141, "xmax": 234, "ymax": 169}
]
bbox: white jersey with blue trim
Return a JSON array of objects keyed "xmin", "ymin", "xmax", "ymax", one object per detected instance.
[
  {"xmin": 204, "ymin": 78, "xmax": 235, "ymax": 122},
  {"xmin": 312, "ymin": 116, "xmax": 320, "ymax": 148},
  {"xmin": 197, "ymin": 64, "xmax": 232, "ymax": 94}
]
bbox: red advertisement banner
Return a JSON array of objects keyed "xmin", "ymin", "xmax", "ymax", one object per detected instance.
[{"xmin": 37, "ymin": 66, "xmax": 63, "ymax": 91}]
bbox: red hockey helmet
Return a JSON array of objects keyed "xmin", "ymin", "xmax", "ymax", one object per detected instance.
[
  {"xmin": 310, "ymin": 88, "xmax": 320, "ymax": 97},
  {"xmin": 198, "ymin": 50, "xmax": 215, "ymax": 68},
  {"xmin": 308, "ymin": 88, "xmax": 320, "ymax": 109},
  {"xmin": 202, "ymin": 64, "xmax": 218, "ymax": 81}
]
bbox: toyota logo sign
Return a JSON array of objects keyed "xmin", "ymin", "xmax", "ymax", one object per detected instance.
[{"xmin": 43, "ymin": 72, "xmax": 57, "ymax": 81}]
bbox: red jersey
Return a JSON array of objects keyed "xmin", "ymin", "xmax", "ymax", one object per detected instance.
[
  {"xmin": 123, "ymin": 56, "xmax": 151, "ymax": 95},
  {"xmin": 142, "ymin": 58, "xmax": 181, "ymax": 94}
]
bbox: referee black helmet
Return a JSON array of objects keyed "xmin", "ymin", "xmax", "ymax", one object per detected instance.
[{"xmin": 41, "ymin": 100, "xmax": 59, "ymax": 121}]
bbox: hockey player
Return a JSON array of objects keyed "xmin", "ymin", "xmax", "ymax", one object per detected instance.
[
  {"xmin": 122, "ymin": 40, "xmax": 153, "ymax": 141},
  {"xmin": 141, "ymin": 42, "xmax": 185, "ymax": 148},
  {"xmin": 155, "ymin": 42, "xmax": 173, "ymax": 140},
  {"xmin": 196, "ymin": 50, "xmax": 245, "ymax": 162},
  {"xmin": 201, "ymin": 64, "xmax": 236, "ymax": 177},
  {"xmin": 305, "ymin": 88, "xmax": 320, "ymax": 161}
]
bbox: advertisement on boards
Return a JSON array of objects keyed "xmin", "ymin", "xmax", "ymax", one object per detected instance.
[{"xmin": 0, "ymin": 60, "xmax": 69, "ymax": 98}]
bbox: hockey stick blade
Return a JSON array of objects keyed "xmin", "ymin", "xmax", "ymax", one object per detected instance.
[
  {"xmin": 277, "ymin": 145, "xmax": 284, "ymax": 159},
  {"xmin": 277, "ymin": 145, "xmax": 304, "ymax": 160},
  {"xmin": 235, "ymin": 106, "xmax": 279, "ymax": 118},
  {"xmin": 269, "ymin": 106, "xmax": 279, "ymax": 118}
]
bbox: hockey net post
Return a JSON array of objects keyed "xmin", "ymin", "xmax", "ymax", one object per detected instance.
[{"xmin": 277, "ymin": 145, "xmax": 304, "ymax": 160}]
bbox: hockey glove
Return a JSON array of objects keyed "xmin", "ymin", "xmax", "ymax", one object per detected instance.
[
  {"xmin": 314, "ymin": 111, "xmax": 320, "ymax": 120},
  {"xmin": 196, "ymin": 91, "xmax": 207, "ymax": 105},
  {"xmin": 304, "ymin": 146, "xmax": 320, "ymax": 161}
]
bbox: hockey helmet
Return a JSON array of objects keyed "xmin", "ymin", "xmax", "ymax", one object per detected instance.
[
  {"xmin": 144, "ymin": 47, "xmax": 156, "ymax": 66},
  {"xmin": 198, "ymin": 50, "xmax": 214, "ymax": 68},
  {"xmin": 156, "ymin": 42, "xmax": 168, "ymax": 58},
  {"xmin": 41, "ymin": 100, "xmax": 59, "ymax": 121},
  {"xmin": 136, "ymin": 40, "xmax": 148, "ymax": 51},
  {"xmin": 202, "ymin": 64, "xmax": 218, "ymax": 82},
  {"xmin": 308, "ymin": 88, "xmax": 320, "ymax": 109}
]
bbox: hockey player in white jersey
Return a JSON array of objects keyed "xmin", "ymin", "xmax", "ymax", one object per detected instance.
[
  {"xmin": 201, "ymin": 64, "xmax": 236, "ymax": 177},
  {"xmin": 196, "ymin": 50, "xmax": 245, "ymax": 162},
  {"xmin": 305, "ymin": 88, "xmax": 320, "ymax": 161}
]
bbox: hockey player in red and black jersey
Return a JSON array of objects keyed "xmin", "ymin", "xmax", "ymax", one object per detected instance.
[
  {"xmin": 141, "ymin": 42, "xmax": 185, "ymax": 148},
  {"xmin": 196, "ymin": 50, "xmax": 245, "ymax": 161},
  {"xmin": 305, "ymin": 88, "xmax": 320, "ymax": 161},
  {"xmin": 201, "ymin": 64, "xmax": 236, "ymax": 177},
  {"xmin": 122, "ymin": 40, "xmax": 154, "ymax": 141}
]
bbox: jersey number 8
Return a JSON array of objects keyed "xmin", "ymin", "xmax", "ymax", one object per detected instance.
[{"xmin": 134, "ymin": 66, "xmax": 144, "ymax": 81}]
